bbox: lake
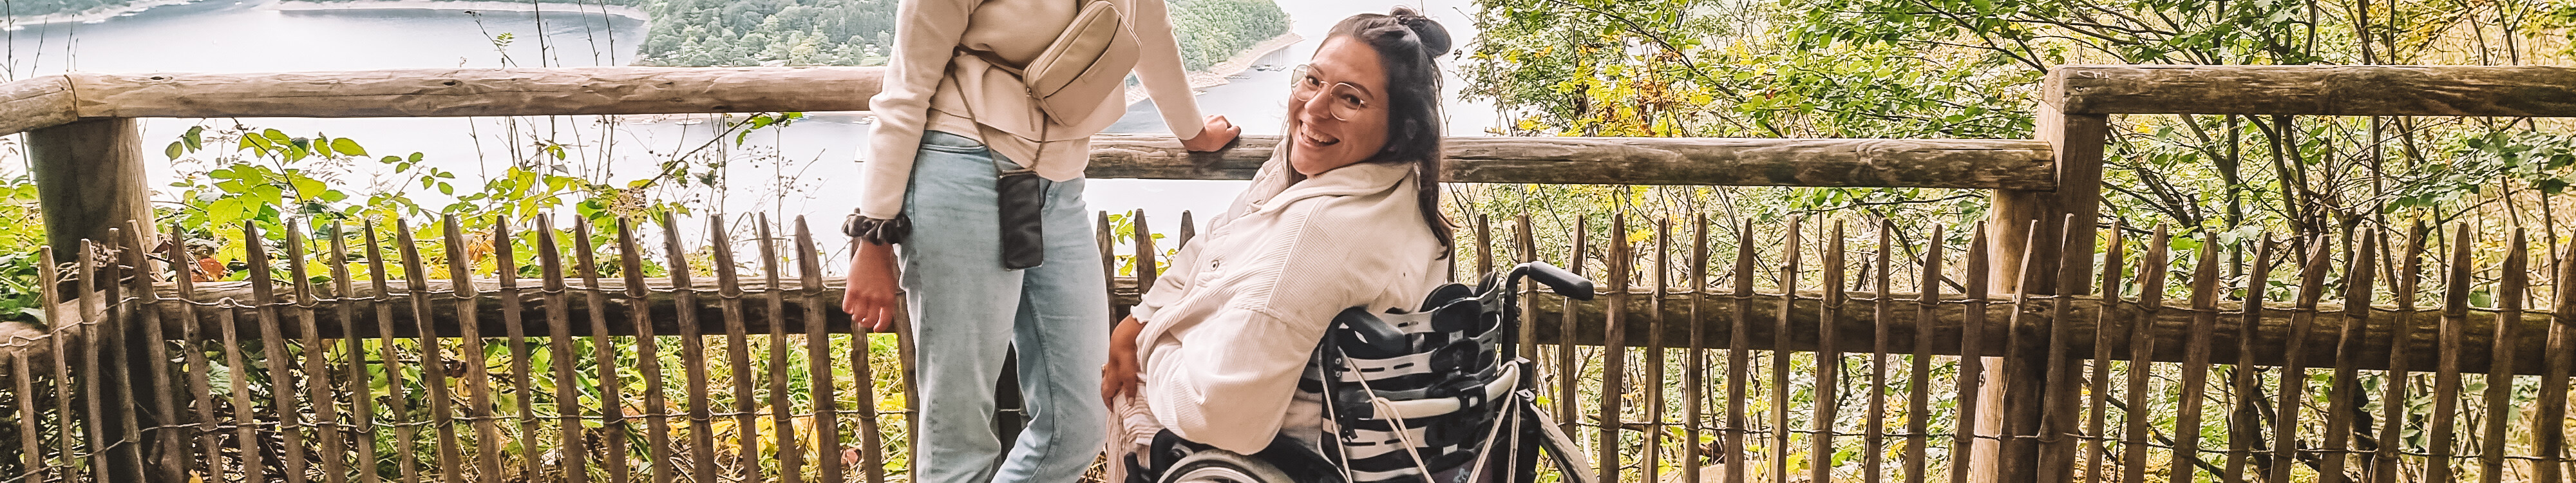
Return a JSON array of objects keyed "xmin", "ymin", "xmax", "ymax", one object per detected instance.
[{"xmin": 0, "ymin": 0, "xmax": 1493, "ymax": 259}]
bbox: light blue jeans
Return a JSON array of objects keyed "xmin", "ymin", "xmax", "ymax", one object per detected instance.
[{"xmin": 899, "ymin": 131, "xmax": 1110, "ymax": 483}]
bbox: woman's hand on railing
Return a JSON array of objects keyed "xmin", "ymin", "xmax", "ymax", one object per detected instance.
[
  {"xmin": 842, "ymin": 241, "xmax": 902, "ymax": 333},
  {"xmin": 1179, "ymin": 115, "xmax": 1240, "ymax": 152},
  {"xmin": 1101, "ymin": 315, "xmax": 1146, "ymax": 406}
]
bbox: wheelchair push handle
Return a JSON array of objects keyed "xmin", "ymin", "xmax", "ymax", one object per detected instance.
[{"xmin": 1513, "ymin": 261, "xmax": 1595, "ymax": 300}]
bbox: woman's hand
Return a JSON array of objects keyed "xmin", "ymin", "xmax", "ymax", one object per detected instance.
[
  {"xmin": 1101, "ymin": 316, "xmax": 1147, "ymax": 406},
  {"xmin": 1179, "ymin": 115, "xmax": 1240, "ymax": 152},
  {"xmin": 842, "ymin": 241, "xmax": 902, "ymax": 333}
]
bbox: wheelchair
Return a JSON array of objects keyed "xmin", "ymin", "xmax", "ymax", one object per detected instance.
[{"xmin": 1137, "ymin": 262, "xmax": 1602, "ymax": 483}]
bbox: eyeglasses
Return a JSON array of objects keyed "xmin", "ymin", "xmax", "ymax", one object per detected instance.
[{"xmin": 1289, "ymin": 64, "xmax": 1371, "ymax": 121}]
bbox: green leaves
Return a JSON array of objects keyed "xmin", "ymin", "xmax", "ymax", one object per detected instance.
[
  {"xmin": 166, "ymin": 126, "xmax": 209, "ymax": 160},
  {"xmin": 732, "ymin": 111, "xmax": 806, "ymax": 145},
  {"xmin": 165, "ymin": 126, "xmax": 451, "ymax": 243},
  {"xmin": 330, "ymin": 137, "xmax": 368, "ymax": 158},
  {"xmin": 1470, "ymin": 0, "xmax": 2575, "ymax": 244},
  {"xmin": 216, "ymin": 128, "xmax": 380, "ymax": 164},
  {"xmin": 1466, "ymin": 0, "xmax": 2035, "ymax": 139},
  {"xmin": 1102, "ymin": 211, "xmax": 1176, "ymax": 277},
  {"xmin": 2380, "ymin": 131, "xmax": 2576, "ymax": 216}
]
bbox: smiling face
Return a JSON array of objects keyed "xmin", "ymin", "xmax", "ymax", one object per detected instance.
[{"xmin": 1288, "ymin": 37, "xmax": 1393, "ymax": 177}]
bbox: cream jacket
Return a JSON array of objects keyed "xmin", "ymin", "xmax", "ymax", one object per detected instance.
[
  {"xmin": 858, "ymin": 0, "xmax": 1211, "ymax": 219},
  {"xmin": 1113, "ymin": 155, "xmax": 1448, "ymax": 457}
]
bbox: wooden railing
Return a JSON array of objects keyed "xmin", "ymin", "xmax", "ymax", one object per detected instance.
[
  {"xmin": 0, "ymin": 64, "xmax": 2568, "ymax": 483},
  {"xmin": 0, "ymin": 66, "xmax": 2064, "ymax": 259}
]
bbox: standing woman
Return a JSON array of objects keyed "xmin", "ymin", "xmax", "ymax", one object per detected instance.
[{"xmin": 840, "ymin": 0, "xmax": 1241, "ymax": 480}]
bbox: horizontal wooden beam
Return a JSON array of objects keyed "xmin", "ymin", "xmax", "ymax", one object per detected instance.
[
  {"xmin": 148, "ymin": 281, "xmax": 2557, "ymax": 375},
  {"xmin": 68, "ymin": 67, "xmax": 884, "ymax": 119},
  {"xmin": 0, "ymin": 67, "xmax": 2050, "ymax": 188},
  {"xmin": 2050, "ymin": 64, "xmax": 2576, "ymax": 117},
  {"xmin": 1090, "ymin": 135, "xmax": 2056, "ymax": 189},
  {"xmin": 1537, "ymin": 290, "xmax": 2561, "ymax": 377},
  {"xmin": 0, "ymin": 64, "xmax": 2563, "ymax": 135},
  {"xmin": 0, "ymin": 299, "xmax": 106, "ymax": 378},
  {"xmin": 0, "ymin": 75, "xmax": 75, "ymax": 137}
]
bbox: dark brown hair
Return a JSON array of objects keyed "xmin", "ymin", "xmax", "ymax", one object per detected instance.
[{"xmin": 1327, "ymin": 6, "xmax": 1454, "ymax": 250}]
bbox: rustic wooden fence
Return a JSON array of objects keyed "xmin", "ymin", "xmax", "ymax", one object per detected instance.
[
  {"xmin": 0, "ymin": 63, "xmax": 2572, "ymax": 483},
  {"xmin": 0, "ymin": 209, "xmax": 2570, "ymax": 483}
]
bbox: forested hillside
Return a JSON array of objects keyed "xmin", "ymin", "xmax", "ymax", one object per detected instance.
[
  {"xmin": 1162, "ymin": 0, "xmax": 1289, "ymax": 70},
  {"xmin": 261, "ymin": 0, "xmax": 1287, "ymax": 68},
  {"xmin": 632, "ymin": 0, "xmax": 896, "ymax": 66},
  {"xmin": 631, "ymin": 0, "xmax": 1289, "ymax": 68},
  {"xmin": 2, "ymin": 0, "xmax": 155, "ymax": 19}
]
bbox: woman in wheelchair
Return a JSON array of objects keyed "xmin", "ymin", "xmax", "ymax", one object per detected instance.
[{"xmin": 1097, "ymin": 7, "xmax": 1458, "ymax": 482}]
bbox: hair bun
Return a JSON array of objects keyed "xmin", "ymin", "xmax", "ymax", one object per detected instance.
[{"xmin": 1387, "ymin": 7, "xmax": 1452, "ymax": 57}]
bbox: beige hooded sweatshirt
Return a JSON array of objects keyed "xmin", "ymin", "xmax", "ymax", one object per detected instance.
[{"xmin": 857, "ymin": 0, "xmax": 1211, "ymax": 220}]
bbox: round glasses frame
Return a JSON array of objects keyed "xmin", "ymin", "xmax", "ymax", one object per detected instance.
[{"xmin": 1289, "ymin": 64, "xmax": 1371, "ymax": 121}]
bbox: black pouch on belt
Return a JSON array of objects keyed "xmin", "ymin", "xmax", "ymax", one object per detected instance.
[{"xmin": 996, "ymin": 159, "xmax": 1047, "ymax": 270}]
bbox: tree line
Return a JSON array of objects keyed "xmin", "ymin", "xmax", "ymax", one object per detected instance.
[
  {"xmin": 1, "ymin": 0, "xmax": 172, "ymax": 18},
  {"xmin": 252, "ymin": 0, "xmax": 1287, "ymax": 69},
  {"xmin": 1459, "ymin": 0, "xmax": 2576, "ymax": 266},
  {"xmin": 625, "ymin": 0, "xmax": 1287, "ymax": 69}
]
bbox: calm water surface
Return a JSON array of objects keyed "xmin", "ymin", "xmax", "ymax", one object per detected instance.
[{"xmin": 0, "ymin": 0, "xmax": 1492, "ymax": 258}]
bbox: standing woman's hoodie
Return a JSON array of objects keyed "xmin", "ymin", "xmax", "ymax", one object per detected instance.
[{"xmin": 857, "ymin": 0, "xmax": 1215, "ymax": 220}]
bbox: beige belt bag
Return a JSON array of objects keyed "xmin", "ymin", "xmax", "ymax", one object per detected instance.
[{"xmin": 962, "ymin": 0, "xmax": 1142, "ymax": 123}]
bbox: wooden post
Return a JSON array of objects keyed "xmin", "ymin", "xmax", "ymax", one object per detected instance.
[
  {"xmin": 28, "ymin": 117, "xmax": 155, "ymax": 262},
  {"xmin": 28, "ymin": 117, "xmax": 153, "ymax": 483},
  {"xmin": 1981, "ymin": 101, "xmax": 2107, "ymax": 483},
  {"xmin": 1993, "ymin": 104, "xmax": 2107, "ymax": 298}
]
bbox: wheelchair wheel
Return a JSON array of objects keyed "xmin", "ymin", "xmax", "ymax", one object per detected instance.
[{"xmin": 1159, "ymin": 450, "xmax": 1303, "ymax": 483}]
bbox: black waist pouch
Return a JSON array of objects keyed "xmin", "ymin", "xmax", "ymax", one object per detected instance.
[{"xmin": 996, "ymin": 161, "xmax": 1047, "ymax": 270}]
